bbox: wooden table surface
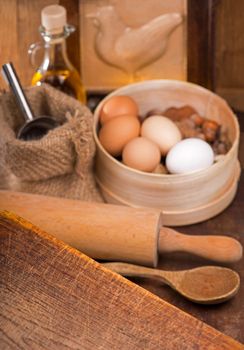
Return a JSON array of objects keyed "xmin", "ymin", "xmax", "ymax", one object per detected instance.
[
  {"xmin": 2, "ymin": 211, "xmax": 244, "ymax": 349},
  {"xmin": 133, "ymin": 111, "xmax": 244, "ymax": 344}
]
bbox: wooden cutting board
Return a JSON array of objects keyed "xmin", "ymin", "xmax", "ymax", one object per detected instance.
[{"xmin": 0, "ymin": 211, "xmax": 243, "ymax": 350}]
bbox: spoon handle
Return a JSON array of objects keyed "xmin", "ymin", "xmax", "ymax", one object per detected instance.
[
  {"xmin": 1, "ymin": 62, "xmax": 35, "ymax": 122},
  {"xmin": 103, "ymin": 262, "xmax": 174, "ymax": 286},
  {"xmin": 159, "ymin": 227, "xmax": 243, "ymax": 263}
]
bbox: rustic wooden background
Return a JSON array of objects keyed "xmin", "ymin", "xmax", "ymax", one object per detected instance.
[
  {"xmin": 214, "ymin": 0, "xmax": 244, "ymax": 111},
  {"xmin": 0, "ymin": 0, "xmax": 81, "ymax": 91},
  {"xmin": 0, "ymin": 0, "xmax": 244, "ymax": 110}
]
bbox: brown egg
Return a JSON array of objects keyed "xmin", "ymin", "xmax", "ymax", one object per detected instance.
[
  {"xmin": 122, "ymin": 137, "xmax": 161, "ymax": 172},
  {"xmin": 99, "ymin": 115, "xmax": 140, "ymax": 156},
  {"xmin": 100, "ymin": 95, "xmax": 139, "ymax": 125},
  {"xmin": 141, "ymin": 116, "xmax": 182, "ymax": 155}
]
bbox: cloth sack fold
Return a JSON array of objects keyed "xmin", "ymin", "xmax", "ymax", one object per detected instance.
[{"xmin": 0, "ymin": 84, "xmax": 103, "ymax": 202}]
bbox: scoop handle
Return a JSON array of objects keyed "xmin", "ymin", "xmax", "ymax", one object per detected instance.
[
  {"xmin": 1, "ymin": 62, "xmax": 34, "ymax": 122},
  {"xmin": 159, "ymin": 227, "xmax": 243, "ymax": 263}
]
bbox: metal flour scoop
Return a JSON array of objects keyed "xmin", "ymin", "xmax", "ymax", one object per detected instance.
[{"xmin": 1, "ymin": 62, "xmax": 58, "ymax": 140}]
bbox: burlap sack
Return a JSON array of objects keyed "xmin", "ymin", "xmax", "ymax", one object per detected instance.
[{"xmin": 0, "ymin": 84, "xmax": 103, "ymax": 202}]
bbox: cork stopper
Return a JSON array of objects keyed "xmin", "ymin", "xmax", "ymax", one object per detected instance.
[{"xmin": 41, "ymin": 5, "xmax": 67, "ymax": 34}]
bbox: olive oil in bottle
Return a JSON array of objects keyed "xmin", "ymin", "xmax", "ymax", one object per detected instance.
[{"xmin": 30, "ymin": 5, "xmax": 86, "ymax": 104}]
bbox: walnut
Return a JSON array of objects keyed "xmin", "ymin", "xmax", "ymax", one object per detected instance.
[{"xmin": 163, "ymin": 105, "xmax": 197, "ymax": 122}]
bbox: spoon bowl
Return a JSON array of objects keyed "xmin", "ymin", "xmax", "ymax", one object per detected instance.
[
  {"xmin": 2, "ymin": 62, "xmax": 58, "ymax": 141},
  {"xmin": 173, "ymin": 265, "xmax": 240, "ymax": 304},
  {"xmin": 17, "ymin": 116, "xmax": 58, "ymax": 140},
  {"xmin": 103, "ymin": 262, "xmax": 240, "ymax": 304}
]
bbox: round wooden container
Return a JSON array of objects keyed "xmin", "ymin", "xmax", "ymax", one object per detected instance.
[{"xmin": 93, "ymin": 80, "xmax": 240, "ymax": 226}]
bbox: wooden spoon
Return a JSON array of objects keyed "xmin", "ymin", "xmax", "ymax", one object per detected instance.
[{"xmin": 103, "ymin": 262, "xmax": 240, "ymax": 304}]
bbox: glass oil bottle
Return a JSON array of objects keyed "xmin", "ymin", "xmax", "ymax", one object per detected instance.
[{"xmin": 29, "ymin": 5, "xmax": 86, "ymax": 104}]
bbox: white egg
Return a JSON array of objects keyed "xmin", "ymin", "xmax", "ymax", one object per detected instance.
[{"xmin": 166, "ymin": 138, "xmax": 214, "ymax": 174}]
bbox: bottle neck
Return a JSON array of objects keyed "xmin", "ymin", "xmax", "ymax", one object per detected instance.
[{"xmin": 41, "ymin": 35, "xmax": 73, "ymax": 72}]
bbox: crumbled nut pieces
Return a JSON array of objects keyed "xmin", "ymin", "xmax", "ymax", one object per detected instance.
[
  {"xmin": 144, "ymin": 105, "xmax": 231, "ymax": 156},
  {"xmin": 202, "ymin": 120, "xmax": 220, "ymax": 143},
  {"xmin": 212, "ymin": 139, "xmax": 231, "ymax": 155},
  {"xmin": 153, "ymin": 163, "xmax": 168, "ymax": 174},
  {"xmin": 145, "ymin": 109, "xmax": 165, "ymax": 118},
  {"xmin": 190, "ymin": 114, "xmax": 204, "ymax": 127},
  {"xmin": 175, "ymin": 118, "xmax": 196, "ymax": 138},
  {"xmin": 196, "ymin": 133, "xmax": 206, "ymax": 141}
]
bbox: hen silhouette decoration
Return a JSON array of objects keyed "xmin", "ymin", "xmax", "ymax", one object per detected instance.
[{"xmin": 87, "ymin": 6, "xmax": 183, "ymax": 80}]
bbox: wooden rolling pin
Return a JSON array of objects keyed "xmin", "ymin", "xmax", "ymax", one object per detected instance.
[{"xmin": 0, "ymin": 190, "xmax": 242, "ymax": 266}]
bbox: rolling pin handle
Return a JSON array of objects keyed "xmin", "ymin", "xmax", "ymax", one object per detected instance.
[{"xmin": 158, "ymin": 227, "xmax": 243, "ymax": 263}]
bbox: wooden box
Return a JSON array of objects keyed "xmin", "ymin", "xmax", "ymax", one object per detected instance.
[{"xmin": 93, "ymin": 80, "xmax": 240, "ymax": 226}]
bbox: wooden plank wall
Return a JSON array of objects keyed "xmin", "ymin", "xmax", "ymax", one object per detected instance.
[
  {"xmin": 0, "ymin": 0, "xmax": 244, "ymax": 111},
  {"xmin": 187, "ymin": 0, "xmax": 214, "ymax": 90},
  {"xmin": 214, "ymin": 0, "xmax": 244, "ymax": 111},
  {"xmin": 0, "ymin": 0, "xmax": 57, "ymax": 90}
]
